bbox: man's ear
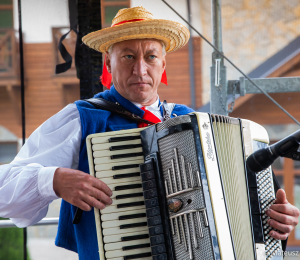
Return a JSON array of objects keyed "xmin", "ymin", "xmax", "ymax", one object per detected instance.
[
  {"xmin": 162, "ymin": 55, "xmax": 166, "ymax": 71},
  {"xmin": 105, "ymin": 52, "xmax": 112, "ymax": 73}
]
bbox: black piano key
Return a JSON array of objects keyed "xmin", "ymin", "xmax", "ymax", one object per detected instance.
[
  {"xmin": 147, "ymin": 216, "xmax": 162, "ymax": 227},
  {"xmin": 150, "ymin": 234, "xmax": 165, "ymax": 246},
  {"xmin": 140, "ymin": 162, "xmax": 153, "ymax": 173},
  {"xmin": 117, "ymin": 201, "xmax": 145, "ymax": 208},
  {"xmin": 111, "ymin": 152, "xmax": 143, "ymax": 160},
  {"xmin": 116, "ymin": 192, "xmax": 143, "ymax": 200},
  {"xmin": 115, "ymin": 183, "xmax": 142, "ymax": 191},
  {"xmin": 109, "ymin": 135, "xmax": 141, "ymax": 143},
  {"xmin": 146, "ymin": 206, "xmax": 161, "ymax": 218},
  {"xmin": 110, "ymin": 143, "xmax": 142, "ymax": 151},
  {"xmin": 149, "ymin": 225, "xmax": 163, "ymax": 236},
  {"xmin": 151, "ymin": 244, "xmax": 166, "ymax": 255},
  {"xmin": 145, "ymin": 197, "xmax": 159, "ymax": 209},
  {"xmin": 122, "ymin": 243, "xmax": 150, "ymax": 251},
  {"xmin": 153, "ymin": 254, "xmax": 168, "ymax": 260},
  {"xmin": 113, "ymin": 172, "xmax": 140, "ymax": 179},
  {"xmin": 112, "ymin": 164, "xmax": 140, "ymax": 171},
  {"xmin": 123, "ymin": 252, "xmax": 152, "ymax": 260},
  {"xmin": 142, "ymin": 179, "xmax": 156, "ymax": 190},
  {"xmin": 121, "ymin": 234, "xmax": 149, "ymax": 242},
  {"xmin": 119, "ymin": 213, "xmax": 146, "ymax": 220},
  {"xmin": 141, "ymin": 170, "xmax": 155, "ymax": 181},
  {"xmin": 120, "ymin": 222, "xmax": 147, "ymax": 229},
  {"xmin": 143, "ymin": 188, "xmax": 157, "ymax": 199}
]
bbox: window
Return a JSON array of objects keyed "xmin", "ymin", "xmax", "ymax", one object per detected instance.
[
  {"xmin": 101, "ymin": 0, "xmax": 130, "ymax": 28},
  {"xmin": 0, "ymin": 142, "xmax": 17, "ymax": 164},
  {"xmin": 0, "ymin": 0, "xmax": 18, "ymax": 77},
  {"xmin": 0, "ymin": 0, "xmax": 13, "ymax": 29}
]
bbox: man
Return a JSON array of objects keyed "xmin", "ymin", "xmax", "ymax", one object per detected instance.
[{"xmin": 0, "ymin": 6, "xmax": 298, "ymax": 260}]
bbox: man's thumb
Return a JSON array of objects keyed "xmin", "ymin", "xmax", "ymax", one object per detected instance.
[{"xmin": 275, "ymin": 189, "xmax": 288, "ymax": 204}]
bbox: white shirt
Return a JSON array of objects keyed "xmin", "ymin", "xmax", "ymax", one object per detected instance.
[{"xmin": 0, "ymin": 100, "xmax": 163, "ymax": 228}]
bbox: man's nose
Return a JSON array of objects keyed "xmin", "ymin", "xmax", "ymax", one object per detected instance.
[{"xmin": 132, "ymin": 58, "xmax": 147, "ymax": 77}]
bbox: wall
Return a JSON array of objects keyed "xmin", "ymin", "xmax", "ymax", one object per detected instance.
[
  {"xmin": 130, "ymin": 0, "xmax": 202, "ymax": 37},
  {"xmin": 199, "ymin": 0, "xmax": 300, "ymax": 105},
  {"xmin": 13, "ymin": 0, "xmax": 69, "ymax": 43}
]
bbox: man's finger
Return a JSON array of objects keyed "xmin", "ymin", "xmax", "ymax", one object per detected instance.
[
  {"xmin": 269, "ymin": 230, "xmax": 289, "ymax": 240},
  {"xmin": 92, "ymin": 178, "xmax": 113, "ymax": 197},
  {"xmin": 266, "ymin": 208, "xmax": 296, "ymax": 226},
  {"xmin": 270, "ymin": 203, "xmax": 299, "ymax": 218},
  {"xmin": 75, "ymin": 200, "xmax": 92, "ymax": 212},
  {"xmin": 83, "ymin": 195, "xmax": 106, "ymax": 210},
  {"xmin": 275, "ymin": 189, "xmax": 288, "ymax": 204},
  {"xmin": 268, "ymin": 219, "xmax": 294, "ymax": 234},
  {"xmin": 90, "ymin": 187, "xmax": 113, "ymax": 206}
]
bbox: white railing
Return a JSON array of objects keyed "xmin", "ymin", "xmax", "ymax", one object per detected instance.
[{"xmin": 0, "ymin": 217, "xmax": 59, "ymax": 228}]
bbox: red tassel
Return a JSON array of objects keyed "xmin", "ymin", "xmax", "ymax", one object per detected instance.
[
  {"xmin": 101, "ymin": 56, "xmax": 112, "ymax": 89},
  {"xmin": 161, "ymin": 69, "xmax": 168, "ymax": 85}
]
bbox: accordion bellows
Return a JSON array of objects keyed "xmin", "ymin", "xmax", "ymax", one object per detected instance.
[{"xmin": 87, "ymin": 112, "xmax": 283, "ymax": 260}]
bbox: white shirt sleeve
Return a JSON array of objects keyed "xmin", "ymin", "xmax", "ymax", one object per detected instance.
[{"xmin": 0, "ymin": 103, "xmax": 81, "ymax": 228}]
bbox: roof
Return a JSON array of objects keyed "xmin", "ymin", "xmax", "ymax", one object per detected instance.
[{"xmin": 197, "ymin": 35, "xmax": 300, "ymax": 112}]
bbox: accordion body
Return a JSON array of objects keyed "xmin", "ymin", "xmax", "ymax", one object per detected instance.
[{"xmin": 86, "ymin": 112, "xmax": 283, "ymax": 260}]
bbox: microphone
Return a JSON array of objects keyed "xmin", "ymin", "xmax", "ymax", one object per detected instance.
[{"xmin": 246, "ymin": 129, "xmax": 300, "ymax": 172}]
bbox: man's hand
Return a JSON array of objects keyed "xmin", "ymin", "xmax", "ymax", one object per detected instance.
[
  {"xmin": 266, "ymin": 189, "xmax": 299, "ymax": 240},
  {"xmin": 53, "ymin": 168, "xmax": 113, "ymax": 211}
]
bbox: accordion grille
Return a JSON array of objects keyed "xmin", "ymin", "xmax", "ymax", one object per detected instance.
[
  {"xmin": 158, "ymin": 130, "xmax": 215, "ymax": 259},
  {"xmin": 212, "ymin": 116, "xmax": 255, "ymax": 260},
  {"xmin": 156, "ymin": 115, "xmax": 191, "ymax": 132}
]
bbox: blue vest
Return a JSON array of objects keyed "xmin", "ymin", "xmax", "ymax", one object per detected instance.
[{"xmin": 55, "ymin": 86, "xmax": 194, "ymax": 259}]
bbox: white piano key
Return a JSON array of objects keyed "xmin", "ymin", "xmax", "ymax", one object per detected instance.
[
  {"xmin": 99, "ymin": 175, "xmax": 142, "ymax": 185},
  {"xmin": 91, "ymin": 133, "xmax": 141, "ymax": 145},
  {"xmin": 94, "ymin": 156, "xmax": 144, "ymax": 165},
  {"xmin": 95, "ymin": 158, "xmax": 144, "ymax": 171},
  {"xmin": 103, "ymin": 230, "xmax": 149, "ymax": 243},
  {"xmin": 105, "ymin": 247, "xmax": 151, "ymax": 259},
  {"xmin": 107, "ymin": 180, "xmax": 142, "ymax": 191},
  {"xmin": 93, "ymin": 147, "xmax": 142, "ymax": 157},
  {"xmin": 101, "ymin": 208, "xmax": 146, "ymax": 221},
  {"xmin": 105, "ymin": 238, "xmax": 150, "ymax": 251},
  {"xmin": 102, "ymin": 217, "xmax": 147, "ymax": 229},
  {"xmin": 93, "ymin": 139, "xmax": 142, "ymax": 151},
  {"xmin": 103, "ymin": 225, "xmax": 148, "ymax": 236},
  {"xmin": 111, "ymin": 196, "xmax": 144, "ymax": 205},
  {"xmin": 96, "ymin": 167, "xmax": 140, "ymax": 178},
  {"xmin": 101, "ymin": 205, "xmax": 145, "ymax": 214},
  {"xmin": 109, "ymin": 188, "xmax": 143, "ymax": 199},
  {"xmin": 108, "ymin": 256, "xmax": 152, "ymax": 260}
]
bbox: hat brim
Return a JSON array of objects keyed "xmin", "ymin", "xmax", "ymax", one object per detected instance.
[{"xmin": 82, "ymin": 19, "xmax": 190, "ymax": 53}]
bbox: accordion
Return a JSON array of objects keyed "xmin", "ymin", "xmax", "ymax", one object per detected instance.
[{"xmin": 86, "ymin": 112, "xmax": 283, "ymax": 260}]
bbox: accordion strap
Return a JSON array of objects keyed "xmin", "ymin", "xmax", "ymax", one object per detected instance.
[{"xmin": 85, "ymin": 98, "xmax": 155, "ymax": 125}]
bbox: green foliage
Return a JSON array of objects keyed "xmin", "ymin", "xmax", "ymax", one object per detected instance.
[{"xmin": 0, "ymin": 218, "xmax": 31, "ymax": 260}]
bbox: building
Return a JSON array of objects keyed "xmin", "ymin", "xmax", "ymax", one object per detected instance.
[{"xmin": 0, "ymin": 0, "xmax": 299, "ymax": 256}]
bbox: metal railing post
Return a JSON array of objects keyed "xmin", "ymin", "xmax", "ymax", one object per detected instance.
[{"xmin": 210, "ymin": 0, "xmax": 227, "ymax": 115}]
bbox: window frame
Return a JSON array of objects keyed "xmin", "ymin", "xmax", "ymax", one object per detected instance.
[{"xmin": 101, "ymin": 0, "xmax": 130, "ymax": 28}]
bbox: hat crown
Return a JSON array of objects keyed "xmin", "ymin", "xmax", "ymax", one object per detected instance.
[{"xmin": 111, "ymin": 6, "xmax": 154, "ymax": 26}]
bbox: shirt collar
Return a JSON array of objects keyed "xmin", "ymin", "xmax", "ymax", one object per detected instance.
[
  {"xmin": 110, "ymin": 85, "xmax": 161, "ymax": 117},
  {"xmin": 131, "ymin": 96, "xmax": 160, "ymax": 110}
]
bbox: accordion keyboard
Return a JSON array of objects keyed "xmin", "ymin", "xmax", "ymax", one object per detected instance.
[{"xmin": 90, "ymin": 131, "xmax": 153, "ymax": 260}]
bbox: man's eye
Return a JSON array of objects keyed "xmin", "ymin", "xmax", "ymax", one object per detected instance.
[
  {"xmin": 149, "ymin": 55, "xmax": 156, "ymax": 59},
  {"xmin": 125, "ymin": 55, "xmax": 133, "ymax": 59}
]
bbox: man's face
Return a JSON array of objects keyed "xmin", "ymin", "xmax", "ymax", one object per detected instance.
[{"xmin": 106, "ymin": 39, "xmax": 166, "ymax": 106}]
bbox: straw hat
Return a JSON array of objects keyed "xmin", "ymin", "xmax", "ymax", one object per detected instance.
[{"xmin": 82, "ymin": 6, "xmax": 190, "ymax": 53}]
